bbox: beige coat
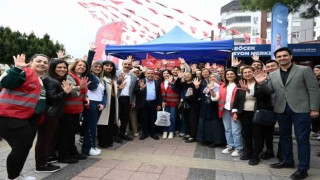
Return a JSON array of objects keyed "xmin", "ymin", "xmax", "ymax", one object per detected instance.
[{"xmin": 97, "ymin": 77, "xmax": 120, "ymax": 126}]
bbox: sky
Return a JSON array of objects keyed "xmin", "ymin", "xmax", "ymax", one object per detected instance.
[{"xmin": 0, "ymin": 0, "xmax": 231, "ymax": 59}]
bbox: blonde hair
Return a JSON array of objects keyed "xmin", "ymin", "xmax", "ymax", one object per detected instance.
[{"xmin": 91, "ymin": 61, "xmax": 105, "ymax": 86}]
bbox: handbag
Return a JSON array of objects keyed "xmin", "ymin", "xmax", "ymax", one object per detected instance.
[
  {"xmin": 252, "ymin": 109, "xmax": 276, "ymax": 126},
  {"xmin": 178, "ymin": 100, "xmax": 189, "ymax": 114},
  {"xmin": 155, "ymin": 108, "xmax": 171, "ymax": 127}
]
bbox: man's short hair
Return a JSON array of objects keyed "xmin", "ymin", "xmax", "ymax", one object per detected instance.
[
  {"xmin": 274, "ymin": 47, "xmax": 292, "ymax": 57},
  {"xmin": 265, "ymin": 59, "xmax": 279, "ymax": 66}
]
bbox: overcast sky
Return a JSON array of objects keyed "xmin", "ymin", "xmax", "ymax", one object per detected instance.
[{"xmin": 0, "ymin": 0, "xmax": 231, "ymax": 59}]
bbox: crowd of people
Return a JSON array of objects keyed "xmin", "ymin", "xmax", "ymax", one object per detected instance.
[{"xmin": 0, "ymin": 45, "xmax": 319, "ymax": 180}]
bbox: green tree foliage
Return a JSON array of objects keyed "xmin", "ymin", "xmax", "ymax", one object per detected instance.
[
  {"xmin": 0, "ymin": 26, "xmax": 65, "ymax": 66},
  {"xmin": 240, "ymin": 0, "xmax": 319, "ymax": 18}
]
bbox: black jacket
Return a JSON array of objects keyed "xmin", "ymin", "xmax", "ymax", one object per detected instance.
[
  {"xmin": 134, "ymin": 79, "xmax": 162, "ymax": 109},
  {"xmin": 43, "ymin": 76, "xmax": 66, "ymax": 118}
]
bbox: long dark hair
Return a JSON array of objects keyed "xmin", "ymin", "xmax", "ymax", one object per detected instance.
[
  {"xmin": 160, "ymin": 69, "xmax": 172, "ymax": 82},
  {"xmin": 102, "ymin": 60, "xmax": 117, "ymax": 79},
  {"xmin": 223, "ymin": 69, "xmax": 239, "ymax": 87},
  {"xmin": 48, "ymin": 59, "xmax": 69, "ymax": 81}
]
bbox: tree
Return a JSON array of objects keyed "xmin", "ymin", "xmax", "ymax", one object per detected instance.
[
  {"xmin": 240, "ymin": 0, "xmax": 319, "ymax": 18},
  {"xmin": 0, "ymin": 26, "xmax": 65, "ymax": 66}
]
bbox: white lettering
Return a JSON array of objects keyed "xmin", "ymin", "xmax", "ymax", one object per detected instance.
[{"xmin": 101, "ymin": 39, "xmax": 117, "ymax": 45}]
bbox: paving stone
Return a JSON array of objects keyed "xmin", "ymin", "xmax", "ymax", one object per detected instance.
[
  {"xmin": 215, "ymin": 170, "xmax": 244, "ymax": 180},
  {"xmin": 101, "ymin": 169, "xmax": 134, "ymax": 180},
  {"xmin": 188, "ymin": 168, "xmax": 215, "ymax": 180},
  {"xmin": 129, "ymin": 171, "xmax": 160, "ymax": 180}
]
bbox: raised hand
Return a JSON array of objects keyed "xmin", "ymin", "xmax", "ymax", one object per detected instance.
[
  {"xmin": 56, "ymin": 50, "xmax": 65, "ymax": 59},
  {"xmin": 89, "ymin": 42, "xmax": 97, "ymax": 51},
  {"xmin": 138, "ymin": 79, "xmax": 146, "ymax": 89},
  {"xmin": 239, "ymin": 79, "xmax": 248, "ymax": 91},
  {"xmin": 191, "ymin": 64, "xmax": 197, "ymax": 72},
  {"xmin": 232, "ymin": 57, "xmax": 241, "ymax": 67},
  {"xmin": 252, "ymin": 53, "xmax": 259, "ymax": 61},
  {"xmin": 253, "ymin": 69, "xmax": 268, "ymax": 85},
  {"xmin": 79, "ymin": 76, "xmax": 90, "ymax": 89},
  {"xmin": 61, "ymin": 80, "xmax": 73, "ymax": 94},
  {"xmin": 132, "ymin": 60, "xmax": 140, "ymax": 67},
  {"xmin": 141, "ymin": 66, "xmax": 147, "ymax": 73},
  {"xmin": 119, "ymin": 73, "xmax": 126, "ymax": 82},
  {"xmin": 118, "ymin": 81, "xmax": 127, "ymax": 90},
  {"xmin": 192, "ymin": 77, "xmax": 201, "ymax": 88},
  {"xmin": 82, "ymin": 54, "xmax": 88, "ymax": 61},
  {"xmin": 13, "ymin": 54, "xmax": 30, "ymax": 69},
  {"xmin": 127, "ymin": 55, "xmax": 134, "ymax": 62},
  {"xmin": 178, "ymin": 57, "xmax": 185, "ymax": 64},
  {"xmin": 162, "ymin": 59, "xmax": 168, "ymax": 66},
  {"xmin": 205, "ymin": 63, "xmax": 211, "ymax": 69},
  {"xmin": 211, "ymin": 63, "xmax": 217, "ymax": 71}
]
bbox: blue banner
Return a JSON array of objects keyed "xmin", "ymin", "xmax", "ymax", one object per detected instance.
[
  {"xmin": 234, "ymin": 44, "xmax": 320, "ymax": 58},
  {"xmin": 271, "ymin": 3, "xmax": 289, "ymax": 59}
]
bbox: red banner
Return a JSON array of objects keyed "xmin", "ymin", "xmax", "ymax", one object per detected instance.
[
  {"xmin": 141, "ymin": 54, "xmax": 179, "ymax": 70},
  {"xmin": 94, "ymin": 22, "xmax": 123, "ymax": 64}
]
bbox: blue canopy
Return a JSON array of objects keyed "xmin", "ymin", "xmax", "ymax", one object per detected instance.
[{"xmin": 105, "ymin": 26, "xmax": 234, "ymax": 63}]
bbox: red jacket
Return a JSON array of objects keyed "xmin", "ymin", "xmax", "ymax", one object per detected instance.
[
  {"xmin": 160, "ymin": 81, "xmax": 179, "ymax": 107},
  {"xmin": 64, "ymin": 72, "xmax": 88, "ymax": 114},
  {"xmin": 0, "ymin": 68, "xmax": 41, "ymax": 119},
  {"xmin": 218, "ymin": 84, "xmax": 237, "ymax": 118}
]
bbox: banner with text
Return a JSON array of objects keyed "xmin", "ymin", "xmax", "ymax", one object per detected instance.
[{"xmin": 271, "ymin": 3, "xmax": 289, "ymax": 59}]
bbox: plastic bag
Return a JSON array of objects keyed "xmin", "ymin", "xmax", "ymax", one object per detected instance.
[{"xmin": 155, "ymin": 108, "xmax": 171, "ymax": 127}]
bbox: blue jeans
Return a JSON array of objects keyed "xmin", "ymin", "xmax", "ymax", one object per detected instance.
[
  {"xmin": 277, "ymin": 105, "xmax": 311, "ymax": 170},
  {"xmin": 222, "ymin": 110, "xmax": 243, "ymax": 150},
  {"xmin": 163, "ymin": 106, "xmax": 177, "ymax": 133},
  {"xmin": 82, "ymin": 100, "xmax": 101, "ymax": 155}
]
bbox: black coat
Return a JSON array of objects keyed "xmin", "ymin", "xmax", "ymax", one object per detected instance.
[{"xmin": 43, "ymin": 76, "xmax": 66, "ymax": 118}]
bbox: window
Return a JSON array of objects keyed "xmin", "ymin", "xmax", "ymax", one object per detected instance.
[
  {"xmin": 253, "ymin": 17, "xmax": 258, "ymax": 24},
  {"xmin": 292, "ymin": 32, "xmax": 300, "ymax": 38},
  {"xmin": 226, "ymin": 16, "xmax": 251, "ymax": 25}
]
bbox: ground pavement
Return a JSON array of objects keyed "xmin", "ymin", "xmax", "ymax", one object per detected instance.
[{"xmin": 0, "ymin": 134, "xmax": 320, "ymax": 180}]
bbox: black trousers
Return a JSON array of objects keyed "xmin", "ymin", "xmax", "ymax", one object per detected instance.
[
  {"xmin": 311, "ymin": 116, "xmax": 320, "ymax": 133},
  {"xmin": 58, "ymin": 113, "xmax": 80, "ymax": 159},
  {"xmin": 183, "ymin": 105, "xmax": 199, "ymax": 139},
  {"xmin": 35, "ymin": 115, "xmax": 60, "ymax": 167},
  {"xmin": 118, "ymin": 96, "xmax": 130, "ymax": 136},
  {"xmin": 138, "ymin": 100, "xmax": 157, "ymax": 136},
  {"xmin": 0, "ymin": 114, "xmax": 39, "ymax": 179},
  {"xmin": 98, "ymin": 96, "xmax": 115, "ymax": 146},
  {"xmin": 240, "ymin": 110, "xmax": 263, "ymax": 155}
]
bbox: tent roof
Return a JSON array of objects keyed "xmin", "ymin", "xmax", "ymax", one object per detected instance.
[{"xmin": 105, "ymin": 26, "xmax": 234, "ymax": 63}]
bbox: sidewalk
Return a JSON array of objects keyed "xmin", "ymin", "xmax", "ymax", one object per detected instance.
[{"xmin": 0, "ymin": 135, "xmax": 319, "ymax": 180}]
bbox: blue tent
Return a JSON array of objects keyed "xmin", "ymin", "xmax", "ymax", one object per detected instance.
[{"xmin": 105, "ymin": 26, "xmax": 234, "ymax": 63}]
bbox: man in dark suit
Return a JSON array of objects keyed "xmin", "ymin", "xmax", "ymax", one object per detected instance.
[
  {"xmin": 255, "ymin": 47, "xmax": 320, "ymax": 180},
  {"xmin": 134, "ymin": 68, "xmax": 162, "ymax": 140}
]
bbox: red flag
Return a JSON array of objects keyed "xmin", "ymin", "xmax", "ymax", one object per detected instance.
[
  {"xmin": 161, "ymin": 28, "xmax": 166, "ymax": 34},
  {"xmin": 178, "ymin": 21, "xmax": 184, "ymax": 25},
  {"xmin": 142, "ymin": 53, "xmax": 157, "ymax": 69},
  {"xmin": 101, "ymin": 12, "xmax": 109, "ymax": 19},
  {"xmin": 77, "ymin": 2, "xmax": 89, "ymax": 8},
  {"xmin": 133, "ymin": 20, "xmax": 141, "ymax": 25},
  {"xmin": 139, "ymin": 34, "xmax": 145, "ymax": 38},
  {"xmin": 231, "ymin": 29, "xmax": 240, "ymax": 35},
  {"xmin": 203, "ymin": 19, "xmax": 213, "ymax": 26},
  {"xmin": 151, "ymin": 22, "xmax": 159, "ymax": 27},
  {"xmin": 125, "ymin": 8, "xmax": 136, "ymax": 15},
  {"xmin": 140, "ymin": 30, "xmax": 145, "ymax": 33},
  {"xmin": 145, "ymin": 0, "xmax": 150, "ymax": 2},
  {"xmin": 172, "ymin": 8, "xmax": 183, "ymax": 13},
  {"xmin": 110, "ymin": 0, "xmax": 123, "ymax": 5},
  {"xmin": 110, "ymin": 12, "xmax": 119, "ymax": 18},
  {"xmin": 190, "ymin": 26, "xmax": 197, "ymax": 34},
  {"xmin": 131, "ymin": 26, "xmax": 136, "ymax": 32},
  {"xmin": 89, "ymin": 2, "xmax": 108, "ymax": 10},
  {"xmin": 203, "ymin": 31, "xmax": 209, "ymax": 38},
  {"xmin": 189, "ymin": 15, "xmax": 200, "ymax": 21},
  {"xmin": 143, "ymin": 26, "xmax": 149, "ymax": 31},
  {"xmin": 244, "ymin": 34, "xmax": 250, "ymax": 44},
  {"xmin": 139, "ymin": 16, "xmax": 149, "ymax": 22},
  {"xmin": 217, "ymin": 24, "xmax": 226, "ymax": 30},
  {"xmin": 163, "ymin": 14, "xmax": 174, "ymax": 19},
  {"xmin": 121, "ymin": 13, "xmax": 130, "ymax": 18},
  {"xmin": 156, "ymin": 2, "xmax": 167, "ymax": 8},
  {"xmin": 148, "ymin": 8, "xmax": 158, "ymax": 15},
  {"xmin": 109, "ymin": 5, "xmax": 119, "ymax": 11},
  {"xmin": 132, "ymin": 0, "xmax": 142, "ymax": 5},
  {"xmin": 95, "ymin": 22, "xmax": 123, "ymax": 64}
]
